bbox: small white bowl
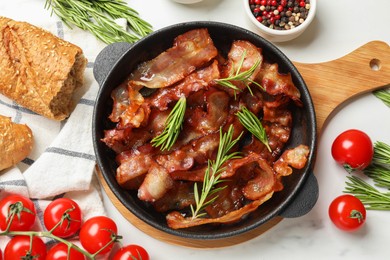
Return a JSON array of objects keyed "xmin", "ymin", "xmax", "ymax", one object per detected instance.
[{"xmin": 243, "ymin": 0, "xmax": 316, "ymax": 42}]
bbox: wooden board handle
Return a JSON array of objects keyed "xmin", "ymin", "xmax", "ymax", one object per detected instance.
[{"xmin": 293, "ymin": 41, "xmax": 390, "ymax": 132}]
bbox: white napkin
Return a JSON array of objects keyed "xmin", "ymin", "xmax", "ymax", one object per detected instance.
[
  {"xmin": 0, "ymin": 63, "xmax": 106, "ymax": 211},
  {"xmin": 0, "ymin": 16, "xmax": 107, "ymax": 230},
  {"xmin": 23, "ymin": 82, "xmax": 97, "ymax": 199}
]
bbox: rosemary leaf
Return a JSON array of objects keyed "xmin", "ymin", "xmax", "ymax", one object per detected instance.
[
  {"xmin": 344, "ymin": 175, "xmax": 390, "ymax": 210},
  {"xmin": 190, "ymin": 125, "xmax": 243, "ymax": 219},
  {"xmin": 151, "ymin": 96, "xmax": 186, "ymax": 151},
  {"xmin": 45, "ymin": 0, "xmax": 153, "ymax": 44},
  {"xmin": 236, "ymin": 106, "xmax": 271, "ymax": 152},
  {"xmin": 215, "ymin": 52, "xmax": 263, "ymax": 94},
  {"xmin": 373, "ymin": 88, "xmax": 390, "ymax": 108}
]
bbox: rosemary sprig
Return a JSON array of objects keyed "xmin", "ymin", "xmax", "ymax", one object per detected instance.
[
  {"xmin": 151, "ymin": 96, "xmax": 186, "ymax": 151},
  {"xmin": 44, "ymin": 0, "xmax": 153, "ymax": 44},
  {"xmin": 236, "ymin": 106, "xmax": 271, "ymax": 152},
  {"xmin": 215, "ymin": 52, "xmax": 263, "ymax": 94},
  {"xmin": 362, "ymin": 141, "xmax": 390, "ymax": 188},
  {"xmin": 344, "ymin": 175, "xmax": 390, "ymax": 210},
  {"xmin": 364, "ymin": 164, "xmax": 390, "ymax": 189},
  {"xmin": 373, "ymin": 88, "xmax": 390, "ymax": 108},
  {"xmin": 371, "ymin": 141, "xmax": 390, "ymax": 165},
  {"xmin": 190, "ymin": 125, "xmax": 243, "ymax": 219}
]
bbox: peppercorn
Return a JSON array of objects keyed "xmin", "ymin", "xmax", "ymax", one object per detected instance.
[{"xmin": 248, "ymin": 0, "xmax": 311, "ymax": 31}]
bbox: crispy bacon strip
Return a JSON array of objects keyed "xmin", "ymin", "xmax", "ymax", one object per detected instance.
[
  {"xmin": 102, "ymin": 109, "xmax": 170, "ymax": 153},
  {"xmin": 273, "ymin": 144, "xmax": 310, "ymax": 177},
  {"xmin": 260, "ymin": 62, "xmax": 302, "ymax": 106},
  {"xmin": 153, "ymin": 182, "xmax": 195, "ymax": 212},
  {"xmin": 166, "ymin": 192, "xmax": 273, "ymax": 229},
  {"xmin": 187, "ymin": 89, "xmax": 230, "ymax": 134},
  {"xmin": 138, "ymin": 162, "xmax": 174, "ymax": 202},
  {"xmin": 241, "ymin": 154, "xmax": 277, "ymax": 200},
  {"xmin": 157, "ymin": 132, "xmax": 220, "ymax": 173},
  {"xmin": 146, "ymin": 60, "xmax": 220, "ymax": 110},
  {"xmin": 219, "ymin": 40, "xmax": 263, "ymax": 92},
  {"xmin": 129, "ymin": 29, "xmax": 218, "ymax": 89},
  {"xmin": 115, "ymin": 146, "xmax": 153, "ymax": 190},
  {"xmin": 109, "ymin": 83, "xmax": 150, "ymax": 129}
]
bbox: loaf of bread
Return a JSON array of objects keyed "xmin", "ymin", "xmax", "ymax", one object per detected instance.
[
  {"xmin": 0, "ymin": 16, "xmax": 87, "ymax": 120},
  {"xmin": 0, "ymin": 115, "xmax": 33, "ymax": 171}
]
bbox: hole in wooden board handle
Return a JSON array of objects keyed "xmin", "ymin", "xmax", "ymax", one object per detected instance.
[{"xmin": 370, "ymin": 58, "xmax": 381, "ymax": 71}]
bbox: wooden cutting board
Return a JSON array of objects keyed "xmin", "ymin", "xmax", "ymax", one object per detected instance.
[{"xmin": 97, "ymin": 41, "xmax": 390, "ymax": 248}]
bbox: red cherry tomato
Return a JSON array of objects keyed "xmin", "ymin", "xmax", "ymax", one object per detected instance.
[
  {"xmin": 331, "ymin": 129, "xmax": 374, "ymax": 172},
  {"xmin": 113, "ymin": 244, "xmax": 150, "ymax": 260},
  {"xmin": 79, "ymin": 216, "xmax": 118, "ymax": 255},
  {"xmin": 0, "ymin": 248, "xmax": 2, "ymax": 260},
  {"xmin": 329, "ymin": 194, "xmax": 366, "ymax": 231},
  {"xmin": 44, "ymin": 198, "xmax": 82, "ymax": 238},
  {"xmin": 4, "ymin": 235, "xmax": 47, "ymax": 260},
  {"xmin": 46, "ymin": 243, "xmax": 86, "ymax": 260},
  {"xmin": 0, "ymin": 194, "xmax": 36, "ymax": 231}
]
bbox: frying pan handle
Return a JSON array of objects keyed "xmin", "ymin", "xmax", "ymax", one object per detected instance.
[
  {"xmin": 279, "ymin": 173, "xmax": 319, "ymax": 218},
  {"xmin": 93, "ymin": 42, "xmax": 133, "ymax": 86}
]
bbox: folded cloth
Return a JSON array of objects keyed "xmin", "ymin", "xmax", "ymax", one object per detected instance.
[
  {"xmin": 0, "ymin": 16, "xmax": 106, "ymax": 231},
  {"xmin": 23, "ymin": 81, "xmax": 97, "ymax": 199},
  {"xmin": 0, "ymin": 65, "xmax": 106, "ymax": 206}
]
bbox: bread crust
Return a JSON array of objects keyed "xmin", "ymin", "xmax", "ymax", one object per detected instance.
[
  {"xmin": 0, "ymin": 16, "xmax": 87, "ymax": 120},
  {"xmin": 0, "ymin": 115, "xmax": 33, "ymax": 171}
]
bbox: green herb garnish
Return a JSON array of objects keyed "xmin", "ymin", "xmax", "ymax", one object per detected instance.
[
  {"xmin": 151, "ymin": 96, "xmax": 186, "ymax": 151},
  {"xmin": 364, "ymin": 164, "xmax": 390, "ymax": 189},
  {"xmin": 190, "ymin": 125, "xmax": 242, "ymax": 219},
  {"xmin": 215, "ymin": 52, "xmax": 263, "ymax": 95},
  {"xmin": 373, "ymin": 88, "xmax": 390, "ymax": 108},
  {"xmin": 344, "ymin": 141, "xmax": 390, "ymax": 210},
  {"xmin": 236, "ymin": 106, "xmax": 271, "ymax": 152},
  {"xmin": 45, "ymin": 0, "xmax": 153, "ymax": 44},
  {"xmin": 371, "ymin": 141, "xmax": 390, "ymax": 165},
  {"xmin": 345, "ymin": 175, "xmax": 390, "ymax": 210}
]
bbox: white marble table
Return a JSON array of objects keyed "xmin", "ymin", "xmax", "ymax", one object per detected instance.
[{"xmin": 2, "ymin": 0, "xmax": 389, "ymax": 259}]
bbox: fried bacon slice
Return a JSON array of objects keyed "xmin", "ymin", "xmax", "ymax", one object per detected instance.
[
  {"xmin": 273, "ymin": 144, "xmax": 310, "ymax": 177},
  {"xmin": 166, "ymin": 192, "xmax": 274, "ymax": 229},
  {"xmin": 219, "ymin": 40, "xmax": 263, "ymax": 92},
  {"xmin": 138, "ymin": 161, "xmax": 174, "ymax": 202},
  {"xmin": 260, "ymin": 62, "xmax": 302, "ymax": 106},
  {"xmin": 156, "ymin": 132, "xmax": 220, "ymax": 173},
  {"xmin": 115, "ymin": 145, "xmax": 153, "ymax": 190},
  {"xmin": 153, "ymin": 182, "xmax": 195, "ymax": 212},
  {"xmin": 129, "ymin": 28, "xmax": 218, "ymax": 89},
  {"xmin": 108, "ymin": 82, "xmax": 150, "ymax": 129},
  {"xmin": 187, "ymin": 88, "xmax": 230, "ymax": 135},
  {"xmin": 146, "ymin": 60, "xmax": 220, "ymax": 110},
  {"xmin": 102, "ymin": 108, "xmax": 170, "ymax": 153}
]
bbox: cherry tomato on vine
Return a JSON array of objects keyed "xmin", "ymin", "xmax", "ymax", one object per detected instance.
[
  {"xmin": 46, "ymin": 243, "xmax": 86, "ymax": 260},
  {"xmin": 0, "ymin": 194, "xmax": 36, "ymax": 231},
  {"xmin": 113, "ymin": 244, "xmax": 150, "ymax": 260},
  {"xmin": 79, "ymin": 216, "xmax": 118, "ymax": 255},
  {"xmin": 331, "ymin": 129, "xmax": 374, "ymax": 172},
  {"xmin": 4, "ymin": 235, "xmax": 47, "ymax": 260},
  {"xmin": 44, "ymin": 198, "xmax": 82, "ymax": 238},
  {"xmin": 329, "ymin": 194, "xmax": 366, "ymax": 231}
]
